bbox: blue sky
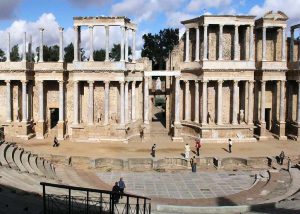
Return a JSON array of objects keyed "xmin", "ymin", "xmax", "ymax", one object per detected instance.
[{"xmin": 0, "ymin": 0, "xmax": 299, "ymax": 54}]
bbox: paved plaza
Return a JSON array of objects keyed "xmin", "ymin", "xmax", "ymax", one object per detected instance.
[{"xmin": 97, "ymin": 171, "xmax": 256, "ymax": 199}]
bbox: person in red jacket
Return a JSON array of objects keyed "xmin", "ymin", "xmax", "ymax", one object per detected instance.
[{"xmin": 195, "ymin": 138, "xmax": 201, "ymax": 157}]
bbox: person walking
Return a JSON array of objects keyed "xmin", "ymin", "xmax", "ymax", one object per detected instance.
[
  {"xmin": 228, "ymin": 139, "xmax": 233, "ymax": 153},
  {"xmin": 53, "ymin": 137, "xmax": 59, "ymax": 147},
  {"xmin": 118, "ymin": 177, "xmax": 126, "ymax": 198},
  {"xmin": 151, "ymin": 144, "xmax": 156, "ymax": 158},
  {"xmin": 279, "ymin": 151, "xmax": 285, "ymax": 165},
  {"xmin": 185, "ymin": 143, "xmax": 191, "ymax": 159},
  {"xmin": 112, "ymin": 182, "xmax": 120, "ymax": 204},
  {"xmin": 195, "ymin": 139, "xmax": 201, "ymax": 156}
]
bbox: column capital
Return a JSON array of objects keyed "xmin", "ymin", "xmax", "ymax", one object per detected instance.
[
  {"xmin": 194, "ymin": 26, "xmax": 199, "ymax": 30},
  {"xmin": 235, "ymin": 24, "xmax": 240, "ymax": 27},
  {"xmin": 202, "ymin": 80, "xmax": 209, "ymax": 83},
  {"xmin": 21, "ymin": 80, "xmax": 28, "ymax": 84},
  {"xmin": 88, "ymin": 25, "xmax": 94, "ymax": 29},
  {"xmin": 59, "ymin": 27, "xmax": 64, "ymax": 32},
  {"xmin": 219, "ymin": 24, "xmax": 224, "ymax": 28},
  {"xmin": 39, "ymin": 27, "xmax": 44, "ymax": 32},
  {"xmin": 119, "ymin": 80, "xmax": 125, "ymax": 84},
  {"xmin": 184, "ymin": 80, "xmax": 189, "ymax": 84},
  {"xmin": 105, "ymin": 25, "xmax": 110, "ymax": 30},
  {"xmin": 296, "ymin": 80, "xmax": 300, "ymax": 84},
  {"xmin": 217, "ymin": 79, "xmax": 223, "ymax": 84},
  {"xmin": 88, "ymin": 80, "xmax": 94, "ymax": 85},
  {"xmin": 5, "ymin": 80, "xmax": 11, "ymax": 84},
  {"xmin": 58, "ymin": 80, "xmax": 64, "ymax": 83},
  {"xmin": 194, "ymin": 80, "xmax": 199, "ymax": 83},
  {"xmin": 185, "ymin": 27, "xmax": 190, "ymax": 31},
  {"xmin": 249, "ymin": 80, "xmax": 255, "ymax": 84},
  {"xmin": 260, "ymin": 80, "xmax": 266, "ymax": 83},
  {"xmin": 203, "ymin": 24, "xmax": 209, "ymax": 27},
  {"xmin": 132, "ymin": 80, "xmax": 136, "ymax": 85},
  {"xmin": 104, "ymin": 80, "xmax": 110, "ymax": 84},
  {"xmin": 233, "ymin": 80, "xmax": 239, "ymax": 85},
  {"xmin": 73, "ymin": 26, "xmax": 79, "ymax": 31}
]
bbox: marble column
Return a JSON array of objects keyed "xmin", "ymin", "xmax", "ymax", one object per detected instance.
[
  {"xmin": 195, "ymin": 27, "xmax": 200, "ymax": 62},
  {"xmin": 39, "ymin": 28, "xmax": 44, "ymax": 62},
  {"xmin": 73, "ymin": 26, "xmax": 79, "ymax": 62},
  {"xmin": 73, "ymin": 81, "xmax": 79, "ymax": 125},
  {"xmin": 248, "ymin": 80, "xmax": 254, "ymax": 125},
  {"xmin": 281, "ymin": 27, "xmax": 286, "ymax": 61},
  {"xmin": 59, "ymin": 27, "xmax": 64, "ymax": 62},
  {"xmin": 7, "ymin": 32, "xmax": 10, "ymax": 62},
  {"xmin": 89, "ymin": 26, "xmax": 94, "ymax": 62},
  {"xmin": 279, "ymin": 80, "xmax": 285, "ymax": 122},
  {"xmin": 232, "ymin": 80, "xmax": 239, "ymax": 125},
  {"xmin": 174, "ymin": 77, "xmax": 180, "ymax": 123},
  {"xmin": 290, "ymin": 29, "xmax": 294, "ymax": 63},
  {"xmin": 22, "ymin": 32, "xmax": 26, "ymax": 62},
  {"xmin": 125, "ymin": 28, "xmax": 129, "ymax": 62},
  {"xmin": 125, "ymin": 81, "xmax": 129, "ymax": 124},
  {"xmin": 234, "ymin": 25, "xmax": 239, "ymax": 61},
  {"xmin": 218, "ymin": 25, "xmax": 223, "ymax": 61},
  {"xmin": 203, "ymin": 24, "xmax": 208, "ymax": 60},
  {"xmin": 120, "ymin": 81, "xmax": 125, "ymax": 125},
  {"xmin": 78, "ymin": 26, "xmax": 81, "ymax": 61},
  {"xmin": 185, "ymin": 28, "xmax": 190, "ymax": 62},
  {"xmin": 297, "ymin": 81, "xmax": 300, "ymax": 124},
  {"xmin": 21, "ymin": 81, "xmax": 27, "ymax": 122},
  {"xmin": 120, "ymin": 26, "xmax": 125, "ymax": 62},
  {"xmin": 132, "ymin": 30, "xmax": 136, "ymax": 62},
  {"xmin": 217, "ymin": 80, "xmax": 223, "ymax": 125},
  {"xmin": 104, "ymin": 81, "xmax": 110, "ymax": 125},
  {"xmin": 59, "ymin": 81, "xmax": 64, "ymax": 122},
  {"xmin": 38, "ymin": 81, "xmax": 44, "ymax": 122},
  {"xmin": 105, "ymin": 25, "xmax": 110, "ymax": 62},
  {"xmin": 6, "ymin": 81, "xmax": 12, "ymax": 122},
  {"xmin": 88, "ymin": 81, "xmax": 94, "ymax": 125},
  {"xmin": 260, "ymin": 81, "xmax": 266, "ymax": 123},
  {"xmin": 262, "ymin": 27, "xmax": 267, "ymax": 61},
  {"xmin": 144, "ymin": 77, "xmax": 149, "ymax": 124},
  {"xmin": 249, "ymin": 25, "xmax": 254, "ymax": 61},
  {"xmin": 28, "ymin": 35, "xmax": 32, "ymax": 62},
  {"xmin": 202, "ymin": 80, "xmax": 208, "ymax": 125},
  {"xmin": 184, "ymin": 80, "xmax": 190, "ymax": 121},
  {"xmin": 194, "ymin": 80, "xmax": 199, "ymax": 122},
  {"xmin": 131, "ymin": 81, "xmax": 136, "ymax": 122}
]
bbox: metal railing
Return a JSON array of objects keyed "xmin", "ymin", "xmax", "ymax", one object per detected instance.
[{"xmin": 41, "ymin": 182, "xmax": 151, "ymax": 214}]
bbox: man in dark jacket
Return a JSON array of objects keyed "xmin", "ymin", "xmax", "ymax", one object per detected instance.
[{"xmin": 112, "ymin": 182, "xmax": 120, "ymax": 203}]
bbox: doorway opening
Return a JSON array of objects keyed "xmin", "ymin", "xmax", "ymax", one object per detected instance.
[
  {"xmin": 265, "ymin": 108, "xmax": 271, "ymax": 130},
  {"xmin": 50, "ymin": 108, "xmax": 59, "ymax": 129}
]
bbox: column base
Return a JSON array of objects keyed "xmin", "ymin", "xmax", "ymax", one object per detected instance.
[
  {"xmin": 278, "ymin": 122, "xmax": 286, "ymax": 140},
  {"xmin": 36, "ymin": 121, "xmax": 46, "ymax": 139},
  {"xmin": 172, "ymin": 122, "xmax": 183, "ymax": 142},
  {"xmin": 258, "ymin": 122, "xmax": 267, "ymax": 139},
  {"xmin": 57, "ymin": 121, "xmax": 66, "ymax": 140}
]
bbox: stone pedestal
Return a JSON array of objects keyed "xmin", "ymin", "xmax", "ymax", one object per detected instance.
[
  {"xmin": 278, "ymin": 122, "xmax": 287, "ymax": 140},
  {"xmin": 258, "ymin": 122, "xmax": 268, "ymax": 140},
  {"xmin": 36, "ymin": 121, "xmax": 45, "ymax": 139},
  {"xmin": 172, "ymin": 122, "xmax": 183, "ymax": 142},
  {"xmin": 57, "ymin": 121, "xmax": 65, "ymax": 140}
]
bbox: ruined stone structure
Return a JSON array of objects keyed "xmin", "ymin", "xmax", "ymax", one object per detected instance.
[{"xmin": 1, "ymin": 12, "xmax": 300, "ymax": 143}]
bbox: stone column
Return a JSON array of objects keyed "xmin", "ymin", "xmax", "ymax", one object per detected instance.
[
  {"xmin": 184, "ymin": 80, "xmax": 190, "ymax": 121},
  {"xmin": 260, "ymin": 81, "xmax": 266, "ymax": 123},
  {"xmin": 59, "ymin": 81, "xmax": 64, "ymax": 122},
  {"xmin": 7, "ymin": 32, "xmax": 10, "ymax": 62},
  {"xmin": 234, "ymin": 25, "xmax": 239, "ymax": 61},
  {"xmin": 232, "ymin": 80, "xmax": 239, "ymax": 125},
  {"xmin": 132, "ymin": 30, "xmax": 136, "ymax": 62},
  {"xmin": 174, "ymin": 77, "xmax": 180, "ymax": 123},
  {"xmin": 125, "ymin": 28, "xmax": 129, "ymax": 62},
  {"xmin": 262, "ymin": 27, "xmax": 267, "ymax": 61},
  {"xmin": 248, "ymin": 80, "xmax": 254, "ymax": 125},
  {"xmin": 28, "ymin": 35, "xmax": 32, "ymax": 62},
  {"xmin": 290, "ymin": 29, "xmax": 294, "ymax": 63},
  {"xmin": 73, "ymin": 26, "xmax": 79, "ymax": 62},
  {"xmin": 249, "ymin": 25, "xmax": 254, "ymax": 61},
  {"xmin": 202, "ymin": 80, "xmax": 208, "ymax": 125},
  {"xmin": 120, "ymin": 81, "xmax": 125, "ymax": 125},
  {"xmin": 203, "ymin": 24, "xmax": 208, "ymax": 60},
  {"xmin": 194, "ymin": 80, "xmax": 199, "ymax": 122},
  {"xmin": 59, "ymin": 27, "xmax": 64, "ymax": 62},
  {"xmin": 73, "ymin": 81, "xmax": 79, "ymax": 125},
  {"xmin": 297, "ymin": 81, "xmax": 300, "ymax": 124},
  {"xmin": 38, "ymin": 81, "xmax": 44, "ymax": 122},
  {"xmin": 131, "ymin": 81, "xmax": 136, "ymax": 122},
  {"xmin": 6, "ymin": 81, "xmax": 11, "ymax": 122},
  {"xmin": 88, "ymin": 81, "xmax": 94, "ymax": 125},
  {"xmin": 78, "ymin": 26, "xmax": 81, "ymax": 61},
  {"xmin": 185, "ymin": 27, "xmax": 190, "ymax": 62},
  {"xmin": 282, "ymin": 27, "xmax": 286, "ymax": 62},
  {"xmin": 125, "ymin": 81, "xmax": 129, "ymax": 124},
  {"xmin": 22, "ymin": 32, "xmax": 26, "ymax": 62},
  {"xmin": 279, "ymin": 81, "xmax": 285, "ymax": 123},
  {"xmin": 195, "ymin": 27, "xmax": 200, "ymax": 62},
  {"xmin": 89, "ymin": 26, "xmax": 94, "ymax": 62},
  {"xmin": 39, "ymin": 28, "xmax": 44, "ymax": 62},
  {"xmin": 104, "ymin": 81, "xmax": 110, "ymax": 125},
  {"xmin": 105, "ymin": 25, "xmax": 110, "ymax": 61},
  {"xmin": 144, "ymin": 77, "xmax": 149, "ymax": 124},
  {"xmin": 21, "ymin": 81, "xmax": 27, "ymax": 122},
  {"xmin": 217, "ymin": 80, "xmax": 223, "ymax": 125},
  {"xmin": 218, "ymin": 25, "xmax": 223, "ymax": 61},
  {"xmin": 120, "ymin": 26, "xmax": 125, "ymax": 62}
]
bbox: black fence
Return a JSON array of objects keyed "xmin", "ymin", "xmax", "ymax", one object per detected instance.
[{"xmin": 41, "ymin": 182, "xmax": 151, "ymax": 214}]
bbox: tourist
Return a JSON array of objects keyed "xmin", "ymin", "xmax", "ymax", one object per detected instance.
[
  {"xmin": 53, "ymin": 137, "xmax": 59, "ymax": 147},
  {"xmin": 228, "ymin": 139, "xmax": 233, "ymax": 153},
  {"xmin": 195, "ymin": 139, "xmax": 201, "ymax": 156},
  {"xmin": 151, "ymin": 144, "xmax": 156, "ymax": 158},
  {"xmin": 185, "ymin": 143, "xmax": 191, "ymax": 159},
  {"xmin": 190, "ymin": 156, "xmax": 197, "ymax": 172},
  {"xmin": 112, "ymin": 182, "xmax": 120, "ymax": 204},
  {"xmin": 279, "ymin": 151, "xmax": 285, "ymax": 165},
  {"xmin": 118, "ymin": 177, "xmax": 126, "ymax": 198}
]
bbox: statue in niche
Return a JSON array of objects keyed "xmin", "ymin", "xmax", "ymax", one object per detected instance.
[
  {"xmin": 34, "ymin": 55, "xmax": 38, "ymax": 63},
  {"xmin": 207, "ymin": 112, "xmax": 214, "ymax": 124},
  {"xmin": 156, "ymin": 77, "xmax": 162, "ymax": 91},
  {"xmin": 239, "ymin": 109, "xmax": 244, "ymax": 124}
]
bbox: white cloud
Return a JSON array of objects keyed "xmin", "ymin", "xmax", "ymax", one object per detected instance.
[
  {"xmin": 67, "ymin": 0, "xmax": 110, "ymax": 7},
  {"xmin": 187, "ymin": 0, "xmax": 232, "ymax": 12},
  {"xmin": 0, "ymin": 0, "xmax": 22, "ymax": 20}
]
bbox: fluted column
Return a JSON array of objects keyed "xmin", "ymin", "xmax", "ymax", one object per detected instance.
[
  {"xmin": 7, "ymin": 32, "xmax": 11, "ymax": 62},
  {"xmin": 281, "ymin": 27, "xmax": 286, "ymax": 61},
  {"xmin": 59, "ymin": 81, "xmax": 64, "ymax": 122},
  {"xmin": 73, "ymin": 81, "xmax": 79, "ymax": 125},
  {"xmin": 217, "ymin": 80, "xmax": 223, "ymax": 125},
  {"xmin": 248, "ymin": 80, "xmax": 254, "ymax": 125},
  {"xmin": 297, "ymin": 81, "xmax": 300, "ymax": 124},
  {"xmin": 125, "ymin": 28, "xmax": 129, "ymax": 62},
  {"xmin": 194, "ymin": 80, "xmax": 199, "ymax": 122},
  {"xmin": 131, "ymin": 81, "xmax": 136, "ymax": 122},
  {"xmin": 260, "ymin": 81, "xmax": 266, "ymax": 123},
  {"xmin": 73, "ymin": 26, "xmax": 79, "ymax": 62},
  {"xmin": 22, "ymin": 32, "xmax": 26, "ymax": 62},
  {"xmin": 89, "ymin": 26, "xmax": 94, "ymax": 62},
  {"xmin": 262, "ymin": 27, "xmax": 267, "ymax": 61},
  {"xmin": 120, "ymin": 81, "xmax": 125, "ymax": 125},
  {"xmin": 120, "ymin": 26, "xmax": 125, "ymax": 62},
  {"xmin": 184, "ymin": 80, "xmax": 190, "ymax": 121},
  {"xmin": 279, "ymin": 81, "xmax": 285, "ymax": 122},
  {"xmin": 105, "ymin": 25, "xmax": 110, "ymax": 62},
  {"xmin": 174, "ymin": 77, "xmax": 180, "ymax": 123},
  {"xmin": 132, "ymin": 29, "xmax": 136, "ymax": 62},
  {"xmin": 144, "ymin": 77, "xmax": 149, "ymax": 124},
  {"xmin": 195, "ymin": 27, "xmax": 200, "ymax": 62},
  {"xmin": 38, "ymin": 28, "xmax": 44, "ymax": 62},
  {"xmin": 88, "ymin": 81, "xmax": 94, "ymax": 125},
  {"xmin": 218, "ymin": 25, "xmax": 223, "ymax": 61},
  {"xmin": 203, "ymin": 24, "xmax": 208, "ymax": 60},
  {"xmin": 234, "ymin": 25, "xmax": 239, "ymax": 61},
  {"xmin": 290, "ymin": 29, "xmax": 294, "ymax": 63},
  {"xmin": 6, "ymin": 81, "xmax": 11, "ymax": 122},
  {"xmin": 232, "ymin": 80, "xmax": 239, "ymax": 124},
  {"xmin": 104, "ymin": 81, "xmax": 110, "ymax": 125},
  {"xmin": 38, "ymin": 81, "xmax": 44, "ymax": 122},
  {"xmin": 249, "ymin": 25, "xmax": 254, "ymax": 61},
  {"xmin": 59, "ymin": 27, "xmax": 64, "ymax": 62},
  {"xmin": 185, "ymin": 28, "xmax": 190, "ymax": 62},
  {"xmin": 21, "ymin": 81, "xmax": 27, "ymax": 122},
  {"xmin": 202, "ymin": 80, "xmax": 208, "ymax": 125},
  {"xmin": 125, "ymin": 81, "xmax": 129, "ymax": 124}
]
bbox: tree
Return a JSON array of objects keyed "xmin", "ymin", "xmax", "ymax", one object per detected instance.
[
  {"xmin": 110, "ymin": 44, "xmax": 132, "ymax": 61},
  {"xmin": 0, "ymin": 49, "xmax": 6, "ymax": 62},
  {"xmin": 36, "ymin": 45, "xmax": 59, "ymax": 62},
  {"xmin": 93, "ymin": 49, "xmax": 105, "ymax": 61},
  {"xmin": 10, "ymin": 45, "xmax": 20, "ymax": 62},
  {"xmin": 142, "ymin": 28, "xmax": 179, "ymax": 70},
  {"xmin": 64, "ymin": 43, "xmax": 74, "ymax": 63}
]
